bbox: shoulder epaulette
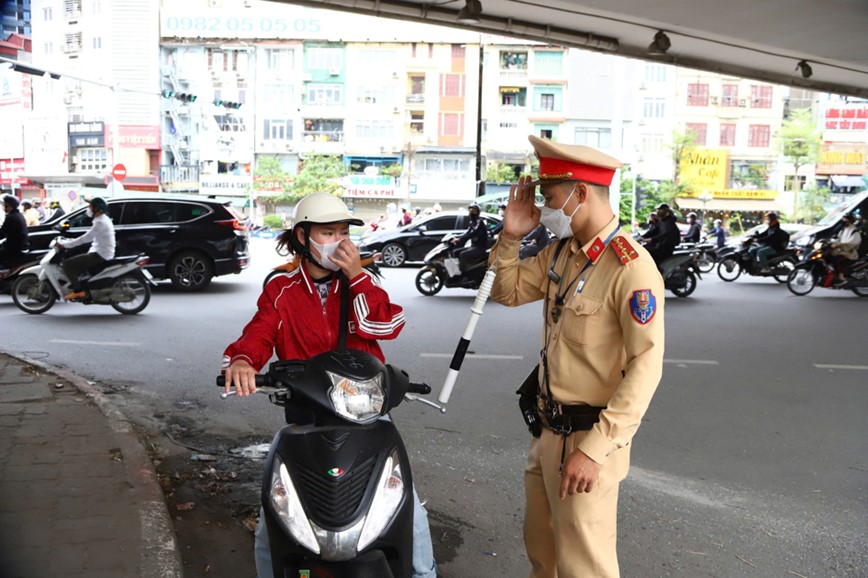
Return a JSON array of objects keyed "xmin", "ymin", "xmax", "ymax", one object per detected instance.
[{"xmin": 611, "ymin": 236, "xmax": 639, "ymax": 265}]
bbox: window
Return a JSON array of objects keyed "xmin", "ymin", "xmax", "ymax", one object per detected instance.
[
  {"xmin": 687, "ymin": 83, "xmax": 709, "ymax": 106},
  {"xmin": 44, "ymin": 41, "xmax": 53, "ymax": 54},
  {"xmin": 643, "ymin": 97, "xmax": 666, "ymax": 118},
  {"xmin": 43, "ymin": 7, "xmax": 52, "ymax": 20},
  {"xmin": 719, "ymin": 123, "xmax": 736, "ymax": 146},
  {"xmin": 534, "ymin": 50, "xmax": 563, "ymax": 76},
  {"xmin": 500, "ymin": 51, "xmax": 528, "ymax": 70},
  {"xmin": 419, "ymin": 216, "xmax": 458, "ymax": 231},
  {"xmin": 77, "ymin": 148, "xmax": 107, "ymax": 172},
  {"xmin": 644, "ymin": 64, "xmax": 667, "ymax": 82},
  {"xmin": 355, "ymin": 120, "xmax": 395, "ymax": 140},
  {"xmin": 686, "ymin": 123, "xmax": 707, "ymax": 146},
  {"xmin": 500, "ymin": 87, "xmax": 526, "ymax": 107},
  {"xmin": 540, "ymin": 93, "xmax": 555, "ymax": 111},
  {"xmin": 440, "ymin": 113, "xmax": 462, "ymax": 136},
  {"xmin": 748, "ymin": 124, "xmax": 770, "ymax": 147},
  {"xmin": 303, "ymin": 119, "xmax": 343, "ymax": 142},
  {"xmin": 410, "ymin": 75, "xmax": 425, "ymax": 96},
  {"xmin": 307, "ymin": 47, "xmax": 343, "ymax": 70},
  {"xmin": 575, "ymin": 127, "xmax": 612, "ymax": 149},
  {"xmin": 356, "ymin": 86, "xmax": 392, "ymax": 106},
  {"xmin": 122, "ymin": 202, "xmax": 182, "ymax": 225},
  {"xmin": 92, "ymin": 36, "xmax": 102, "ymax": 49},
  {"xmin": 539, "ymin": 129, "xmax": 553, "ymax": 139},
  {"xmin": 499, "ymin": 122, "xmax": 518, "ymax": 129},
  {"xmin": 441, "ymin": 74, "xmax": 464, "ymax": 97},
  {"xmin": 414, "ymin": 158, "xmax": 471, "ymax": 180},
  {"xmin": 261, "ymin": 83, "xmax": 294, "ymax": 111},
  {"xmin": 730, "ymin": 161, "xmax": 771, "ymax": 189},
  {"xmin": 410, "ymin": 111, "xmax": 424, "ymax": 133},
  {"xmin": 306, "ymin": 84, "xmax": 342, "ymax": 105},
  {"xmin": 265, "ymin": 48, "xmax": 293, "ymax": 71},
  {"xmin": 65, "ymin": 0, "xmax": 82, "ymax": 19},
  {"xmin": 641, "ymin": 134, "xmax": 665, "ymax": 155},
  {"xmin": 720, "ymin": 84, "xmax": 738, "ymax": 107},
  {"xmin": 451, "ymin": 44, "xmax": 465, "ymax": 59},
  {"xmin": 751, "ymin": 85, "xmax": 773, "ymax": 108},
  {"xmin": 358, "ymin": 49, "xmax": 397, "ymax": 70},
  {"xmin": 263, "ymin": 119, "xmax": 293, "ymax": 141}
]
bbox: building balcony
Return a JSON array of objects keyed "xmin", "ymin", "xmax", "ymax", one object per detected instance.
[
  {"xmin": 406, "ymin": 94, "xmax": 425, "ymax": 105},
  {"xmin": 498, "ymin": 68, "xmax": 527, "ymax": 79},
  {"xmin": 160, "ymin": 164, "xmax": 199, "ymax": 184}
]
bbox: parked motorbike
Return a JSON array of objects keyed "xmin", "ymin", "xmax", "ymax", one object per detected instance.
[
  {"xmin": 716, "ymin": 241, "xmax": 798, "ymax": 283},
  {"xmin": 11, "ymin": 239, "xmax": 154, "ymax": 315},
  {"xmin": 658, "ymin": 248, "xmax": 702, "ymax": 297},
  {"xmin": 414, "ymin": 233, "xmax": 489, "ymax": 296},
  {"xmin": 216, "ymin": 349, "xmax": 438, "ymax": 578},
  {"xmin": 679, "ymin": 239, "xmax": 719, "ymax": 273},
  {"xmin": 786, "ymin": 240, "xmax": 868, "ymax": 297}
]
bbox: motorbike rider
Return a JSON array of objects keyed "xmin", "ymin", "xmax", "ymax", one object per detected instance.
[
  {"xmin": 0, "ymin": 194, "xmax": 30, "ymax": 269},
  {"xmin": 643, "ymin": 203, "xmax": 681, "ymax": 267},
  {"xmin": 640, "ymin": 212, "xmax": 660, "ymax": 240},
  {"xmin": 55, "ymin": 196, "xmax": 116, "ymax": 301},
  {"xmin": 746, "ymin": 211, "xmax": 788, "ymax": 273},
  {"xmin": 519, "ymin": 223, "xmax": 551, "ymax": 259},
  {"xmin": 221, "ymin": 192, "xmax": 437, "ymax": 578},
  {"xmin": 450, "ymin": 202, "xmax": 489, "ymax": 272},
  {"xmin": 45, "ymin": 200, "xmax": 66, "ymax": 222},
  {"xmin": 708, "ymin": 218, "xmax": 726, "ymax": 248},
  {"xmin": 683, "ymin": 212, "xmax": 701, "ymax": 243},
  {"xmin": 21, "ymin": 199, "xmax": 40, "ymax": 227},
  {"xmin": 828, "ymin": 212, "xmax": 862, "ymax": 286}
]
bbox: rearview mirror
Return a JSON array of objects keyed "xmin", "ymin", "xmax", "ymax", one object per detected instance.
[
  {"xmin": 417, "ymin": 226, "xmax": 428, "ymax": 233},
  {"xmin": 54, "ymin": 220, "xmax": 71, "ymax": 232}
]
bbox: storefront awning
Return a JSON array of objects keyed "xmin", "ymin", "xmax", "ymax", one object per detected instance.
[
  {"xmin": 675, "ymin": 198, "xmax": 781, "ymax": 212},
  {"xmin": 830, "ymin": 175, "xmax": 866, "ymax": 188}
]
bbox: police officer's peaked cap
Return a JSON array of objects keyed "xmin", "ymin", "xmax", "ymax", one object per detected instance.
[{"xmin": 528, "ymin": 135, "xmax": 623, "ymax": 187}]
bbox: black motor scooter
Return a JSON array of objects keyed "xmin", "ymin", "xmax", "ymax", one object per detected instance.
[
  {"xmin": 218, "ymin": 349, "xmax": 438, "ymax": 578},
  {"xmin": 716, "ymin": 240, "xmax": 798, "ymax": 283},
  {"xmin": 414, "ymin": 233, "xmax": 491, "ymax": 296}
]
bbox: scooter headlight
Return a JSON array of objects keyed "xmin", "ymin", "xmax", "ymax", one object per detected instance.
[
  {"xmin": 357, "ymin": 450, "xmax": 404, "ymax": 551},
  {"xmin": 269, "ymin": 458, "xmax": 320, "ymax": 554},
  {"xmin": 326, "ymin": 371, "xmax": 385, "ymax": 423}
]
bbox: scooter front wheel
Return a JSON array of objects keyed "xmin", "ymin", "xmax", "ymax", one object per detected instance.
[
  {"xmin": 670, "ymin": 270, "xmax": 697, "ymax": 297},
  {"xmin": 696, "ymin": 251, "xmax": 716, "ymax": 273},
  {"xmin": 415, "ymin": 266, "xmax": 445, "ymax": 296},
  {"xmin": 11, "ymin": 274, "xmax": 57, "ymax": 314},
  {"xmin": 786, "ymin": 268, "xmax": 816, "ymax": 296},
  {"xmin": 717, "ymin": 257, "xmax": 741, "ymax": 281},
  {"xmin": 110, "ymin": 274, "xmax": 151, "ymax": 315}
]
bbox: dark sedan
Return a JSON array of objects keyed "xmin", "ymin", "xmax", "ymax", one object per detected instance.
[{"xmin": 357, "ymin": 211, "xmax": 502, "ymax": 267}]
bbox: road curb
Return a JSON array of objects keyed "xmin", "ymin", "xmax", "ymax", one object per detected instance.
[{"xmin": 0, "ymin": 348, "xmax": 184, "ymax": 578}]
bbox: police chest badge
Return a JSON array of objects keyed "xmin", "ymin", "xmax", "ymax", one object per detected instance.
[{"xmin": 629, "ymin": 289, "xmax": 657, "ymax": 325}]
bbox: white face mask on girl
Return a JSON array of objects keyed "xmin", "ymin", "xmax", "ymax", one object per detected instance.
[
  {"xmin": 539, "ymin": 187, "xmax": 582, "ymax": 238},
  {"xmin": 309, "ymin": 239, "xmax": 342, "ymax": 272}
]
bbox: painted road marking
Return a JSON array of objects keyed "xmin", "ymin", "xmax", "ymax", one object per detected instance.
[
  {"xmin": 813, "ymin": 364, "xmax": 868, "ymax": 371},
  {"xmin": 421, "ymin": 353, "xmax": 524, "ymax": 360},
  {"xmin": 664, "ymin": 359, "xmax": 720, "ymax": 365},
  {"xmin": 50, "ymin": 339, "xmax": 140, "ymax": 347}
]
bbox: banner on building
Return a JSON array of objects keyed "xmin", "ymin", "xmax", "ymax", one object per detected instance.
[
  {"xmin": 816, "ymin": 142, "xmax": 867, "ymax": 175},
  {"xmin": 342, "ymin": 175, "xmax": 400, "ymax": 199},
  {"xmin": 823, "ymin": 103, "xmax": 868, "ymax": 131},
  {"xmin": 199, "ymin": 174, "xmax": 252, "ymax": 196}
]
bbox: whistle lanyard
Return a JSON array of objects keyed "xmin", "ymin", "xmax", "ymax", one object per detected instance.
[{"xmin": 549, "ymin": 225, "xmax": 620, "ymax": 323}]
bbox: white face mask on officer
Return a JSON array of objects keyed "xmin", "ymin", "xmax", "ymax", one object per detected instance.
[
  {"xmin": 309, "ymin": 238, "xmax": 342, "ymax": 272},
  {"xmin": 539, "ymin": 186, "xmax": 582, "ymax": 239}
]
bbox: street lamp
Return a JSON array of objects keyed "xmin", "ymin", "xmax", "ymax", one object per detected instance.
[{"xmin": 698, "ymin": 189, "xmax": 714, "ymax": 223}]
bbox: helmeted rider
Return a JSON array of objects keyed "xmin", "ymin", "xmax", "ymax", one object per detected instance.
[
  {"xmin": 450, "ymin": 202, "xmax": 489, "ymax": 272},
  {"xmin": 746, "ymin": 211, "xmax": 789, "ymax": 273},
  {"xmin": 55, "ymin": 196, "xmax": 116, "ymax": 300},
  {"xmin": 221, "ymin": 192, "xmax": 437, "ymax": 578},
  {"xmin": 642, "ymin": 203, "xmax": 681, "ymax": 266},
  {"xmin": 708, "ymin": 218, "xmax": 726, "ymax": 248},
  {"xmin": 683, "ymin": 211, "xmax": 701, "ymax": 243},
  {"xmin": 20, "ymin": 199, "xmax": 40, "ymax": 227},
  {"xmin": 0, "ymin": 195, "xmax": 30, "ymax": 268}
]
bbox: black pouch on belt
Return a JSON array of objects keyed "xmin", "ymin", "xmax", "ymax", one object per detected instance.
[{"xmin": 516, "ymin": 364, "xmax": 542, "ymax": 438}]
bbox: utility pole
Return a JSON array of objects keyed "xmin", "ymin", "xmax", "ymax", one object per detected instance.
[{"xmin": 475, "ymin": 42, "xmax": 485, "ymax": 197}]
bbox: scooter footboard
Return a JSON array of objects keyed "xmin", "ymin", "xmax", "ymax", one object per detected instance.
[{"xmin": 263, "ymin": 421, "xmax": 414, "ymax": 577}]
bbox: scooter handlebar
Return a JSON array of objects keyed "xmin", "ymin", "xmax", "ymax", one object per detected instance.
[
  {"xmin": 408, "ymin": 382, "xmax": 431, "ymax": 395},
  {"xmin": 216, "ymin": 375, "xmax": 271, "ymax": 388}
]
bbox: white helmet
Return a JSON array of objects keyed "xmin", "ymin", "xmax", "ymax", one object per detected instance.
[{"xmin": 293, "ymin": 193, "xmax": 363, "ymax": 226}]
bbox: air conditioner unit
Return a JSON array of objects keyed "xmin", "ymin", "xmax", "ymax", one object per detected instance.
[
  {"xmin": 393, "ymin": 106, "xmax": 400, "ymax": 114},
  {"xmin": 710, "ymin": 96, "xmax": 719, "ymax": 105},
  {"xmin": 302, "ymin": 73, "xmax": 312, "ymax": 81},
  {"xmin": 392, "ymin": 71, "xmax": 399, "ymax": 79},
  {"xmin": 638, "ymin": 82, "xmax": 647, "ymax": 90},
  {"xmin": 328, "ymin": 68, "xmax": 340, "ymax": 76},
  {"xmin": 638, "ymin": 119, "xmax": 646, "ymax": 126},
  {"xmin": 739, "ymin": 99, "xmax": 747, "ymax": 107}
]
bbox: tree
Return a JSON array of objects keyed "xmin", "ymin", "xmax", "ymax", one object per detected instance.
[
  {"xmin": 777, "ymin": 108, "xmax": 822, "ymax": 215},
  {"xmin": 291, "ymin": 154, "xmax": 345, "ymax": 197},
  {"xmin": 668, "ymin": 130, "xmax": 696, "ymax": 187},
  {"xmin": 787, "ymin": 184, "xmax": 831, "ymax": 224},
  {"xmin": 253, "ymin": 156, "xmax": 294, "ymax": 213},
  {"xmin": 486, "ymin": 161, "xmax": 517, "ymax": 183}
]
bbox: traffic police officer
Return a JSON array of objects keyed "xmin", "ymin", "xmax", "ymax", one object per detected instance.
[{"xmin": 489, "ymin": 135, "xmax": 665, "ymax": 577}]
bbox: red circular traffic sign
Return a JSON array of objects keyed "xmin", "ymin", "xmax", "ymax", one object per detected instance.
[{"xmin": 111, "ymin": 163, "xmax": 127, "ymax": 181}]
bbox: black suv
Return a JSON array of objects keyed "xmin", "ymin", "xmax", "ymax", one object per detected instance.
[{"xmin": 18, "ymin": 194, "xmax": 249, "ymax": 291}]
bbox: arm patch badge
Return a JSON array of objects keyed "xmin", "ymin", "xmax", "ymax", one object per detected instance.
[{"xmin": 629, "ymin": 289, "xmax": 657, "ymax": 325}]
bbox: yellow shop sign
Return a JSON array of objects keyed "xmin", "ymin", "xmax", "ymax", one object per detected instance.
[{"xmin": 679, "ymin": 148, "xmax": 728, "ymax": 191}]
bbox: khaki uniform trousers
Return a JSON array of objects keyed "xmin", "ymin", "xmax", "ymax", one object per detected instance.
[{"xmin": 524, "ymin": 428, "xmax": 630, "ymax": 578}]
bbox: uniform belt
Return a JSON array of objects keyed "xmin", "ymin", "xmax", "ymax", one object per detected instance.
[{"xmin": 539, "ymin": 402, "xmax": 604, "ymax": 434}]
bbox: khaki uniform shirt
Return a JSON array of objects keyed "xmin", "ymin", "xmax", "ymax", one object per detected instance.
[{"xmin": 489, "ymin": 215, "xmax": 665, "ymax": 465}]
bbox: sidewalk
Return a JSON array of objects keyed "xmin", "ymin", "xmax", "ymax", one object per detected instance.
[{"xmin": 0, "ymin": 350, "xmax": 182, "ymax": 578}]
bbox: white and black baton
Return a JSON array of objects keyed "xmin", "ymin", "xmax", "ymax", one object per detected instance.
[{"xmin": 438, "ymin": 267, "xmax": 497, "ymax": 405}]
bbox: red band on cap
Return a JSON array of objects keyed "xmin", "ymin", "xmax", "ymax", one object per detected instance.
[{"xmin": 538, "ymin": 157, "xmax": 616, "ymax": 186}]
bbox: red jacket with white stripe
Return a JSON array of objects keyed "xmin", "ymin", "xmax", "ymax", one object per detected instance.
[{"xmin": 222, "ymin": 265, "xmax": 405, "ymax": 371}]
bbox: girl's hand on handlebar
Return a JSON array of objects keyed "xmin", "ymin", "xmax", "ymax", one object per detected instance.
[{"xmin": 225, "ymin": 359, "xmax": 258, "ymax": 397}]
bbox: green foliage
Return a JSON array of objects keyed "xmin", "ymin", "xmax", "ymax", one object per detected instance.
[
  {"xmin": 291, "ymin": 154, "xmax": 345, "ymax": 196},
  {"xmin": 262, "ymin": 214, "xmax": 285, "ymax": 230},
  {"xmin": 619, "ymin": 172, "xmax": 679, "ymax": 224},
  {"xmin": 777, "ymin": 109, "xmax": 822, "ymax": 183},
  {"xmin": 380, "ymin": 163, "xmax": 403, "ymax": 178},
  {"xmin": 486, "ymin": 161, "xmax": 517, "ymax": 183},
  {"xmin": 254, "ymin": 156, "xmax": 297, "ymax": 211},
  {"xmin": 668, "ymin": 130, "xmax": 696, "ymax": 184},
  {"xmin": 786, "ymin": 184, "xmax": 832, "ymax": 224}
]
